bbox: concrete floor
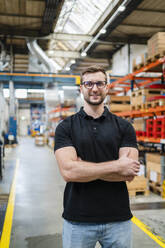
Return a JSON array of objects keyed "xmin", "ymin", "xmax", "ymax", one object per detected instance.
[{"xmin": 0, "ymin": 137, "xmax": 165, "ymax": 248}]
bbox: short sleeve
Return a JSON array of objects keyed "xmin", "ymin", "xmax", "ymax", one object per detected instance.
[
  {"xmin": 54, "ymin": 120, "xmax": 74, "ymax": 152},
  {"xmin": 120, "ymin": 122, "xmax": 138, "ymax": 149}
]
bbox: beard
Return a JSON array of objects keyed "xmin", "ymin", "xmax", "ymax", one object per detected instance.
[{"xmin": 84, "ymin": 94, "xmax": 105, "ymax": 105}]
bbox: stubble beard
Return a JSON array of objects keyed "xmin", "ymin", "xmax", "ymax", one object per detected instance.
[{"xmin": 84, "ymin": 94, "xmax": 105, "ymax": 106}]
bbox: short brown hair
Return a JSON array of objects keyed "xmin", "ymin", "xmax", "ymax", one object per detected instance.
[{"xmin": 81, "ymin": 65, "xmax": 107, "ymax": 81}]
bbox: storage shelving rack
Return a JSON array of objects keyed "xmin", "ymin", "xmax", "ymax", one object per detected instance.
[
  {"xmin": 47, "ymin": 105, "xmax": 76, "ymax": 149},
  {"xmin": 109, "ymin": 55, "xmax": 165, "ymax": 151},
  {"xmin": 109, "ymin": 56, "xmax": 165, "ymax": 93},
  {"xmin": 109, "ymin": 55, "xmax": 165, "ymax": 197}
]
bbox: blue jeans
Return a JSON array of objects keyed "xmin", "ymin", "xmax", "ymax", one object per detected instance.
[{"xmin": 62, "ymin": 219, "xmax": 132, "ymax": 248}]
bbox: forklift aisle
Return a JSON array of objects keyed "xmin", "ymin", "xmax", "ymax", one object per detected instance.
[
  {"xmin": 10, "ymin": 137, "xmax": 64, "ymax": 248},
  {"xmin": 0, "ymin": 137, "xmax": 164, "ymax": 248}
]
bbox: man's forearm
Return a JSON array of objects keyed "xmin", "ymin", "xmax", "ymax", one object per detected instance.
[
  {"xmin": 100, "ymin": 175, "xmax": 134, "ymax": 182},
  {"xmin": 63, "ymin": 159, "xmax": 119, "ymax": 182}
]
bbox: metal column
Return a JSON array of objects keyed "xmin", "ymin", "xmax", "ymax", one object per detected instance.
[
  {"xmin": 0, "ymin": 82, "xmax": 4, "ymax": 178},
  {"xmin": 8, "ymin": 80, "xmax": 17, "ymax": 143},
  {"xmin": 0, "ymin": 82, "xmax": 4, "ymax": 139}
]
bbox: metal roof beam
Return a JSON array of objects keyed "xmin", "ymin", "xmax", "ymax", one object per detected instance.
[
  {"xmin": 0, "ymin": 28, "xmax": 39, "ymax": 37},
  {"xmin": 136, "ymin": 8, "xmax": 165, "ymax": 14},
  {"xmin": 0, "ymin": 13, "xmax": 42, "ymax": 18},
  {"xmin": 105, "ymin": 36, "xmax": 148, "ymax": 45},
  {"xmin": 47, "ymin": 50, "xmax": 80, "ymax": 58},
  {"xmin": 83, "ymin": 0, "xmax": 144, "ymax": 55},
  {"xmin": 47, "ymin": 33, "xmax": 93, "ymax": 42},
  {"xmin": 121, "ymin": 23, "xmax": 165, "ymax": 29}
]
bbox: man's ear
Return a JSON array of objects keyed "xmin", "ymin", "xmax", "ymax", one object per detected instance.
[
  {"xmin": 80, "ymin": 84, "xmax": 83, "ymax": 93},
  {"xmin": 105, "ymin": 84, "xmax": 109, "ymax": 95}
]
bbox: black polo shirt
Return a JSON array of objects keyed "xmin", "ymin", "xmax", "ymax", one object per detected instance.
[{"xmin": 54, "ymin": 107, "xmax": 138, "ymax": 223}]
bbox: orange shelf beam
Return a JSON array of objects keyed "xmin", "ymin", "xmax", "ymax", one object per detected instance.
[
  {"xmin": 109, "ymin": 56, "xmax": 165, "ymax": 89},
  {"xmin": 48, "ymin": 106, "xmax": 73, "ymax": 114},
  {"xmin": 115, "ymin": 106, "xmax": 165, "ymax": 118},
  {"xmin": 137, "ymin": 137, "xmax": 161, "ymax": 143}
]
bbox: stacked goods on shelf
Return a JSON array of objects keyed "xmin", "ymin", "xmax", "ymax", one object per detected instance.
[
  {"xmin": 133, "ymin": 118, "xmax": 146, "ymax": 138},
  {"xmin": 146, "ymin": 116, "xmax": 165, "ymax": 139},
  {"xmin": 45, "ymin": 85, "xmax": 77, "ymax": 149},
  {"xmin": 132, "ymin": 53, "xmax": 148, "ymax": 72},
  {"xmin": 127, "ymin": 176, "xmax": 149, "ymax": 197},
  {"xmin": 146, "ymin": 153, "xmax": 165, "ymax": 196},
  {"xmin": 147, "ymin": 32, "xmax": 165, "ymax": 59},
  {"xmin": 109, "ymin": 95, "xmax": 131, "ymax": 113},
  {"xmin": 131, "ymin": 85, "xmax": 165, "ymax": 110}
]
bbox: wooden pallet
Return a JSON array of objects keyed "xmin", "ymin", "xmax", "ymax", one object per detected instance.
[
  {"xmin": 133, "ymin": 50, "xmax": 165, "ymax": 71},
  {"xmin": 147, "ymin": 50, "xmax": 165, "ymax": 63},
  {"xmin": 109, "ymin": 96, "xmax": 131, "ymax": 112},
  {"xmin": 145, "ymin": 99, "xmax": 165, "ymax": 109},
  {"xmin": 128, "ymin": 189, "xmax": 149, "ymax": 197},
  {"xmin": 131, "ymin": 88, "xmax": 165, "ymax": 109},
  {"xmin": 131, "ymin": 103, "xmax": 145, "ymax": 111},
  {"xmin": 127, "ymin": 176, "xmax": 149, "ymax": 197},
  {"xmin": 132, "ymin": 88, "xmax": 165, "ymax": 98}
]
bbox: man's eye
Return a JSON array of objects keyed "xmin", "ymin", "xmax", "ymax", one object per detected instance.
[{"xmin": 86, "ymin": 81, "xmax": 92, "ymax": 86}]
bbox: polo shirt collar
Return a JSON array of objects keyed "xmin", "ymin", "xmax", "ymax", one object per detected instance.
[{"xmin": 79, "ymin": 106, "xmax": 109, "ymax": 120}]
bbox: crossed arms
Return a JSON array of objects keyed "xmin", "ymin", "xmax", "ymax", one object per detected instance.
[{"xmin": 55, "ymin": 146, "xmax": 139, "ymax": 183}]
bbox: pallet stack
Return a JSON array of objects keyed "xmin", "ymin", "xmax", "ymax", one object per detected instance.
[
  {"xmin": 109, "ymin": 95, "xmax": 131, "ymax": 113},
  {"xmin": 131, "ymin": 87, "xmax": 165, "ymax": 111},
  {"xmin": 147, "ymin": 32, "xmax": 165, "ymax": 59},
  {"xmin": 127, "ymin": 175, "xmax": 149, "ymax": 197},
  {"xmin": 132, "ymin": 32, "xmax": 165, "ymax": 72},
  {"xmin": 146, "ymin": 153, "xmax": 165, "ymax": 196}
]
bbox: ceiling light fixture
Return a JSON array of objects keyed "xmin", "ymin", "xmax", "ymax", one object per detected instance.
[
  {"xmin": 70, "ymin": 59, "xmax": 76, "ymax": 64},
  {"xmin": 100, "ymin": 28, "xmax": 106, "ymax": 34},
  {"xmin": 81, "ymin": 52, "xmax": 87, "ymax": 57},
  {"xmin": 118, "ymin": 6, "xmax": 126, "ymax": 12}
]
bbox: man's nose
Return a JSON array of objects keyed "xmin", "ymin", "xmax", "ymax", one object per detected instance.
[{"xmin": 92, "ymin": 83, "xmax": 98, "ymax": 91}]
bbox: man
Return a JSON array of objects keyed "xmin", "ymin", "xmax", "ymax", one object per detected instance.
[{"xmin": 54, "ymin": 66, "xmax": 140, "ymax": 248}]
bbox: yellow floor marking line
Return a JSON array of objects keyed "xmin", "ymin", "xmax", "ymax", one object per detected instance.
[
  {"xmin": 0, "ymin": 159, "xmax": 19, "ymax": 248},
  {"xmin": 132, "ymin": 216, "xmax": 165, "ymax": 248}
]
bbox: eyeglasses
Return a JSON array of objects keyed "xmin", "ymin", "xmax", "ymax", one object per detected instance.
[{"xmin": 81, "ymin": 81, "xmax": 107, "ymax": 89}]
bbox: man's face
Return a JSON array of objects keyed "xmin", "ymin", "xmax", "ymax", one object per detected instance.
[{"xmin": 80, "ymin": 72, "xmax": 108, "ymax": 106}]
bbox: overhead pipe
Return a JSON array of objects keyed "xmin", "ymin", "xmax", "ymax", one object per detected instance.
[
  {"xmin": 0, "ymin": 40, "xmax": 6, "ymax": 62},
  {"xmin": 26, "ymin": 39, "xmax": 55, "ymax": 73},
  {"xmin": 0, "ymin": 40, "xmax": 9, "ymax": 70}
]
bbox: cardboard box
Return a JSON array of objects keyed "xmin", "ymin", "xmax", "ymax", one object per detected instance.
[
  {"xmin": 147, "ymin": 32, "xmax": 165, "ymax": 58},
  {"xmin": 132, "ymin": 118, "xmax": 145, "ymax": 131},
  {"xmin": 127, "ymin": 176, "xmax": 148, "ymax": 191},
  {"xmin": 146, "ymin": 153, "xmax": 165, "ymax": 184}
]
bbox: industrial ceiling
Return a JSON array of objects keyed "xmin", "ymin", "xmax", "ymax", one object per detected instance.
[{"xmin": 0, "ymin": 0, "xmax": 165, "ymax": 75}]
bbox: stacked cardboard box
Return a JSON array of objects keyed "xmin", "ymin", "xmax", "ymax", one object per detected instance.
[
  {"xmin": 127, "ymin": 175, "xmax": 149, "ymax": 197},
  {"xmin": 132, "ymin": 118, "xmax": 145, "ymax": 131},
  {"xmin": 147, "ymin": 32, "xmax": 165, "ymax": 58},
  {"xmin": 131, "ymin": 88, "xmax": 165, "ymax": 110},
  {"xmin": 146, "ymin": 153, "xmax": 165, "ymax": 185},
  {"xmin": 146, "ymin": 153, "xmax": 165, "ymax": 196}
]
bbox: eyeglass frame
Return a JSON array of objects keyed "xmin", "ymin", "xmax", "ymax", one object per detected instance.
[{"xmin": 81, "ymin": 80, "xmax": 107, "ymax": 89}]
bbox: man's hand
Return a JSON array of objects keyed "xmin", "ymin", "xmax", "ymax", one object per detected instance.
[{"xmin": 117, "ymin": 150, "xmax": 140, "ymax": 177}]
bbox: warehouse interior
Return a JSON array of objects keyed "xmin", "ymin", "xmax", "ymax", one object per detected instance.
[{"xmin": 0, "ymin": 0, "xmax": 165, "ymax": 247}]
